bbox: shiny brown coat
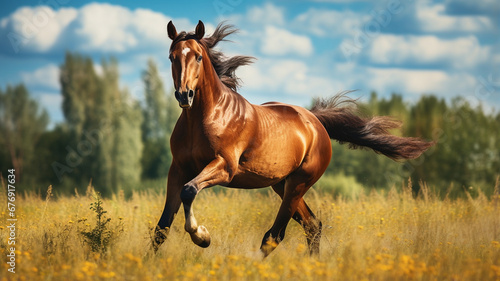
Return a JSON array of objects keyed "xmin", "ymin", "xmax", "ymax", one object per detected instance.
[{"xmin": 153, "ymin": 21, "xmax": 433, "ymax": 257}]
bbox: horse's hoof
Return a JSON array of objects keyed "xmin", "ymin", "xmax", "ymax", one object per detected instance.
[
  {"xmin": 190, "ymin": 225, "xmax": 211, "ymax": 248},
  {"xmin": 198, "ymin": 239, "xmax": 210, "ymax": 248},
  {"xmin": 260, "ymin": 237, "xmax": 279, "ymax": 258},
  {"xmin": 152, "ymin": 227, "xmax": 169, "ymax": 252}
]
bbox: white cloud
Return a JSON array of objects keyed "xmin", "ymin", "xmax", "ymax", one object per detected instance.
[
  {"xmin": 239, "ymin": 59, "xmax": 483, "ymax": 106},
  {"xmin": 294, "ymin": 1, "xmax": 496, "ymax": 40},
  {"xmin": 1, "ymin": 1, "xmax": 498, "ymax": 117},
  {"xmin": 416, "ymin": 3, "xmax": 495, "ymax": 33},
  {"xmin": 260, "ymin": 26, "xmax": 313, "ymax": 57},
  {"xmin": 133, "ymin": 8, "xmax": 172, "ymax": 42},
  {"xmin": 2, "ymin": 6, "xmax": 77, "ymax": 53},
  {"xmin": 247, "ymin": 3, "xmax": 285, "ymax": 26},
  {"xmin": 0, "ymin": 3, "xmax": 199, "ymax": 54},
  {"xmin": 364, "ymin": 67, "xmax": 477, "ymax": 98},
  {"xmin": 75, "ymin": 3, "xmax": 138, "ymax": 52},
  {"xmin": 293, "ymin": 8, "xmax": 368, "ymax": 37},
  {"xmin": 73, "ymin": 3, "xmax": 193, "ymax": 52},
  {"xmin": 238, "ymin": 58, "xmax": 335, "ymax": 97},
  {"xmin": 367, "ymin": 35, "xmax": 490, "ymax": 69},
  {"xmin": 21, "ymin": 64, "xmax": 60, "ymax": 90},
  {"xmin": 238, "ymin": 59, "xmax": 298, "ymax": 92}
]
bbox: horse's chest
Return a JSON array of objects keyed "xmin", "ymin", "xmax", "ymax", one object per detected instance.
[
  {"xmin": 171, "ymin": 129, "xmax": 215, "ymax": 171},
  {"xmin": 171, "ymin": 116, "xmax": 247, "ymax": 173}
]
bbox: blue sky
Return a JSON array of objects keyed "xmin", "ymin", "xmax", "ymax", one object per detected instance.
[{"xmin": 0, "ymin": 0, "xmax": 499, "ymax": 125}]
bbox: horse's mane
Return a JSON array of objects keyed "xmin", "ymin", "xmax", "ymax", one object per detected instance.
[{"xmin": 170, "ymin": 22, "xmax": 255, "ymax": 91}]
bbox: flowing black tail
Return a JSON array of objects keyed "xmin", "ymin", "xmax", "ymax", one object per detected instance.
[{"xmin": 310, "ymin": 94, "xmax": 434, "ymax": 161}]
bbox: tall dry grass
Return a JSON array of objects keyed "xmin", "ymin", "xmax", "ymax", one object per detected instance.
[{"xmin": 1, "ymin": 180, "xmax": 499, "ymax": 281}]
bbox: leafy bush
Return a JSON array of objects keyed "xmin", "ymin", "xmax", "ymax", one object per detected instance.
[
  {"xmin": 314, "ymin": 173, "xmax": 364, "ymax": 199},
  {"xmin": 78, "ymin": 192, "xmax": 123, "ymax": 254}
]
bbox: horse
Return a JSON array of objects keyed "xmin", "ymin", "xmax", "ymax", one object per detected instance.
[{"xmin": 153, "ymin": 20, "xmax": 433, "ymax": 257}]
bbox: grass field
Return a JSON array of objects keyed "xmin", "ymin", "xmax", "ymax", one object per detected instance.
[{"xmin": 1, "ymin": 181, "xmax": 500, "ymax": 281}]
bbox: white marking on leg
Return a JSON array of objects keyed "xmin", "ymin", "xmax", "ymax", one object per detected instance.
[
  {"xmin": 185, "ymin": 207, "xmax": 198, "ymax": 233},
  {"xmin": 182, "ymin": 47, "xmax": 191, "ymax": 56},
  {"xmin": 184, "ymin": 203, "xmax": 211, "ymax": 246}
]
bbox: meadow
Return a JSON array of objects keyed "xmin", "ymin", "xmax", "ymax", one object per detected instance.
[{"xmin": 1, "ymin": 180, "xmax": 499, "ymax": 281}]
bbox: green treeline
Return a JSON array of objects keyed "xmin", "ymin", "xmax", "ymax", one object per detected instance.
[
  {"xmin": 324, "ymin": 93, "xmax": 500, "ymax": 197},
  {"xmin": 0, "ymin": 53, "xmax": 499, "ymax": 197}
]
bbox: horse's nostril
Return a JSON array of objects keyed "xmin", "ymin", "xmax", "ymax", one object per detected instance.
[{"xmin": 188, "ymin": 90, "xmax": 194, "ymax": 98}]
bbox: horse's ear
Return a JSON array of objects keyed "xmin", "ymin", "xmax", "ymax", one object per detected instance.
[
  {"xmin": 167, "ymin": 21, "xmax": 177, "ymax": 40},
  {"xmin": 195, "ymin": 20, "xmax": 205, "ymax": 40}
]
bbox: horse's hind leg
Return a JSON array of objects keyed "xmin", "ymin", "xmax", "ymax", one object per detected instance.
[
  {"xmin": 261, "ymin": 174, "xmax": 314, "ymax": 257},
  {"xmin": 295, "ymin": 202, "xmax": 322, "ymax": 255},
  {"xmin": 271, "ymin": 182, "xmax": 322, "ymax": 255}
]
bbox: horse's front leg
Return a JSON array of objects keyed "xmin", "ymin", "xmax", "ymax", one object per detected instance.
[
  {"xmin": 181, "ymin": 156, "xmax": 233, "ymax": 248},
  {"xmin": 153, "ymin": 162, "xmax": 190, "ymax": 252}
]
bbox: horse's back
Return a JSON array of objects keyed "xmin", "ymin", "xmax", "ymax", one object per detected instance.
[
  {"xmin": 259, "ymin": 102, "xmax": 326, "ymax": 135},
  {"xmin": 229, "ymin": 101, "xmax": 332, "ymax": 187},
  {"xmin": 260, "ymin": 101, "xmax": 333, "ymax": 177}
]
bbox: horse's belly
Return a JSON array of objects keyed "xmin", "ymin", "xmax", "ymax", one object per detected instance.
[
  {"xmin": 228, "ymin": 150, "xmax": 302, "ymax": 188},
  {"xmin": 228, "ymin": 163, "xmax": 292, "ymax": 188},
  {"xmin": 227, "ymin": 171, "xmax": 283, "ymax": 189}
]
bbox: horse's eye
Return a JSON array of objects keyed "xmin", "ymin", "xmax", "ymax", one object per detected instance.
[{"xmin": 196, "ymin": 55, "xmax": 203, "ymax": 63}]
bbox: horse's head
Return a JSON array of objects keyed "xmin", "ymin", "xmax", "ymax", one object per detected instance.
[{"xmin": 167, "ymin": 20, "xmax": 206, "ymax": 109}]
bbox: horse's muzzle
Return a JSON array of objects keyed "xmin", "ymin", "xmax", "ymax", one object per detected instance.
[{"xmin": 175, "ymin": 89, "xmax": 195, "ymax": 108}]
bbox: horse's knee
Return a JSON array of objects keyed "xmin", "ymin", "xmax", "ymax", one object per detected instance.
[{"xmin": 180, "ymin": 183, "xmax": 197, "ymax": 204}]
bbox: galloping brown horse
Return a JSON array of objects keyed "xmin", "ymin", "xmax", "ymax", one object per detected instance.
[{"xmin": 153, "ymin": 20, "xmax": 433, "ymax": 257}]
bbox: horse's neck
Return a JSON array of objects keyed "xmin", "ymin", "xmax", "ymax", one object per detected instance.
[{"xmin": 187, "ymin": 66, "xmax": 247, "ymax": 122}]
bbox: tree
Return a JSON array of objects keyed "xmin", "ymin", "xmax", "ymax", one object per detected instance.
[
  {"xmin": 405, "ymin": 95, "xmax": 447, "ymax": 188},
  {"xmin": 0, "ymin": 84, "xmax": 49, "ymax": 181},
  {"xmin": 59, "ymin": 52, "xmax": 102, "ymax": 187},
  {"xmin": 320, "ymin": 92, "xmax": 500, "ymax": 197},
  {"xmin": 33, "ymin": 124, "xmax": 72, "ymax": 191},
  {"xmin": 141, "ymin": 59, "xmax": 180, "ymax": 179},
  {"xmin": 59, "ymin": 53, "xmax": 143, "ymax": 196},
  {"xmin": 111, "ymin": 88, "xmax": 143, "ymax": 193},
  {"xmin": 438, "ymin": 99, "xmax": 500, "ymax": 190}
]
